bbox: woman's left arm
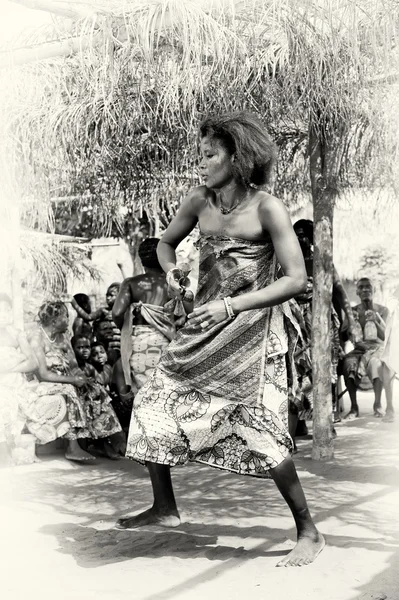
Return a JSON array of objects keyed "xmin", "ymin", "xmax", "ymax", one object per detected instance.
[{"xmin": 231, "ymin": 194, "xmax": 307, "ymax": 313}]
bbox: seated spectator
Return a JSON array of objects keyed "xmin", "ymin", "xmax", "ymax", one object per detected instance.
[
  {"xmin": 0, "ymin": 293, "xmax": 38, "ymax": 464},
  {"xmin": 342, "ymin": 277, "xmax": 389, "ymax": 419},
  {"xmin": 72, "ymin": 284, "xmax": 121, "ymax": 365},
  {"xmin": 28, "ymin": 301, "xmax": 122, "ymax": 463}
]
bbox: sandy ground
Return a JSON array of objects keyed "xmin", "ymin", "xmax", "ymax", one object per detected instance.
[{"xmin": 1, "ymin": 391, "xmax": 399, "ymax": 600}]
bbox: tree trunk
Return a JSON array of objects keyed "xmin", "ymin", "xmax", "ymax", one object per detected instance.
[{"xmin": 309, "ymin": 123, "xmax": 336, "ymax": 461}]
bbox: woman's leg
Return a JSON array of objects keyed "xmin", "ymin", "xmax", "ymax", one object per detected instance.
[
  {"xmin": 117, "ymin": 462, "xmax": 180, "ymax": 528},
  {"xmin": 270, "ymin": 456, "xmax": 325, "ymax": 566},
  {"xmin": 65, "ymin": 434, "xmax": 96, "ymax": 462}
]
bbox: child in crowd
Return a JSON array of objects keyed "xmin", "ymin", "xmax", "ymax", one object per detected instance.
[
  {"xmin": 71, "ymin": 335, "xmax": 95, "ymax": 378},
  {"xmin": 71, "ymin": 284, "xmax": 121, "ymax": 365},
  {"xmin": 90, "ymin": 341, "xmax": 112, "ymax": 388},
  {"xmin": 71, "ymin": 334, "xmax": 124, "ymax": 458},
  {"xmin": 90, "ymin": 341, "xmax": 127, "ymax": 452}
]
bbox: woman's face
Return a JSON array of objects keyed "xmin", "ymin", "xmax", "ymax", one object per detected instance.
[
  {"xmin": 0, "ymin": 300, "xmax": 12, "ymax": 327},
  {"xmin": 53, "ymin": 307, "xmax": 69, "ymax": 333},
  {"xmin": 91, "ymin": 344, "xmax": 108, "ymax": 365},
  {"xmin": 199, "ymin": 136, "xmax": 234, "ymax": 189},
  {"xmin": 74, "ymin": 337, "xmax": 91, "ymax": 362}
]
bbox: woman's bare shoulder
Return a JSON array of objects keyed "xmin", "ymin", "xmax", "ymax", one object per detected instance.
[
  {"xmin": 257, "ymin": 191, "xmax": 290, "ymax": 230},
  {"xmin": 186, "ymin": 185, "xmax": 211, "ymax": 212},
  {"xmin": 257, "ymin": 191, "xmax": 285, "ymax": 214}
]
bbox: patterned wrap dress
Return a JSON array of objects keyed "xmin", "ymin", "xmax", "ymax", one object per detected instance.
[{"xmin": 126, "ymin": 234, "xmax": 299, "ymax": 478}]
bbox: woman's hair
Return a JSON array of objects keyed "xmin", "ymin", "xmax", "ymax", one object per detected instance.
[
  {"xmin": 73, "ymin": 293, "xmax": 91, "ymax": 313},
  {"xmin": 0, "ymin": 293, "xmax": 12, "ymax": 307},
  {"xmin": 199, "ymin": 111, "xmax": 277, "ymax": 187},
  {"xmin": 38, "ymin": 301, "xmax": 68, "ymax": 327},
  {"xmin": 293, "ymin": 219, "xmax": 314, "ymax": 244},
  {"xmin": 138, "ymin": 238, "xmax": 161, "ymax": 269}
]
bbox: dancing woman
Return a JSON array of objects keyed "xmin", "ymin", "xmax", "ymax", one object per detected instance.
[{"xmin": 117, "ymin": 112, "xmax": 324, "ymax": 567}]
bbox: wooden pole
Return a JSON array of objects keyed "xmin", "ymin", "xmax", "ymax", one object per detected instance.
[{"xmin": 309, "ymin": 121, "xmax": 335, "ymax": 461}]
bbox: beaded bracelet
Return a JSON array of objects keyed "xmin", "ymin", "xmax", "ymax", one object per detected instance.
[
  {"xmin": 223, "ymin": 296, "xmax": 236, "ymax": 319},
  {"xmin": 166, "ymin": 267, "xmax": 182, "ymax": 286}
]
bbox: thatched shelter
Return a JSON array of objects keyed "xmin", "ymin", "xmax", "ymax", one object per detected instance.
[{"xmin": 2, "ymin": 1, "xmax": 398, "ymax": 221}]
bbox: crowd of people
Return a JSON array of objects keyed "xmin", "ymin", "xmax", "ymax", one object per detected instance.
[
  {"xmin": 0, "ymin": 111, "xmax": 398, "ymax": 567},
  {"xmin": 0, "ymin": 238, "xmax": 183, "ymax": 465}
]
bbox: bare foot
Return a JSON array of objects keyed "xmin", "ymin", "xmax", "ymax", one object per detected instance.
[
  {"xmin": 343, "ymin": 409, "xmax": 359, "ymax": 420},
  {"xmin": 277, "ymin": 532, "xmax": 325, "ymax": 567},
  {"xmin": 65, "ymin": 446, "xmax": 96, "ymax": 463},
  {"xmin": 382, "ymin": 410, "xmax": 395, "ymax": 423},
  {"xmin": 116, "ymin": 506, "xmax": 181, "ymax": 530}
]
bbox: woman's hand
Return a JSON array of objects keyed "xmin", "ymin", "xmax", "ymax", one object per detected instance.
[
  {"xmin": 73, "ymin": 374, "xmax": 88, "ymax": 388},
  {"xmin": 187, "ymin": 300, "xmax": 228, "ymax": 330},
  {"xmin": 166, "ymin": 267, "xmax": 191, "ymax": 301}
]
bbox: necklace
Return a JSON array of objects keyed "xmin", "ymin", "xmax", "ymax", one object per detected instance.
[
  {"xmin": 41, "ymin": 326, "xmax": 56, "ymax": 343},
  {"xmin": 218, "ymin": 188, "xmax": 249, "ymax": 215}
]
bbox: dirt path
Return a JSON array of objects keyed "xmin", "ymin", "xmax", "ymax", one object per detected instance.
[{"xmin": 1, "ymin": 391, "xmax": 399, "ymax": 600}]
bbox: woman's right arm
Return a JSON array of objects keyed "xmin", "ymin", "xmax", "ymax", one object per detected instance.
[
  {"xmin": 113, "ymin": 278, "xmax": 134, "ymax": 329},
  {"xmin": 157, "ymin": 188, "xmax": 201, "ymax": 274},
  {"xmin": 30, "ymin": 333, "xmax": 86, "ymax": 386}
]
